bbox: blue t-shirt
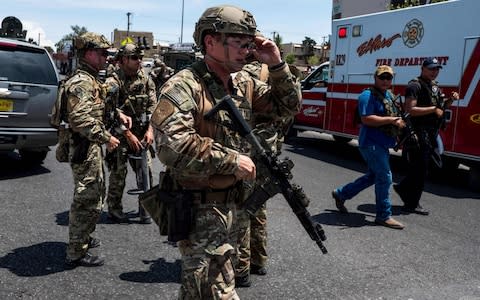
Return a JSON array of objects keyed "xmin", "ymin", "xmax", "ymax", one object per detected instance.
[{"xmin": 357, "ymin": 89, "xmax": 396, "ymax": 149}]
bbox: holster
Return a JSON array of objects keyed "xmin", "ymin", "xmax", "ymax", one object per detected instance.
[
  {"xmin": 70, "ymin": 132, "xmax": 91, "ymax": 164},
  {"xmin": 165, "ymin": 190, "xmax": 193, "ymax": 242},
  {"xmin": 55, "ymin": 126, "xmax": 70, "ymax": 163},
  {"xmin": 139, "ymin": 185, "xmax": 168, "ymax": 235},
  {"xmin": 139, "ymin": 171, "xmax": 193, "ymax": 241}
]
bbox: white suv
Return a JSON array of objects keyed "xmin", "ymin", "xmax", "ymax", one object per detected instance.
[{"xmin": 0, "ymin": 37, "xmax": 59, "ymax": 164}]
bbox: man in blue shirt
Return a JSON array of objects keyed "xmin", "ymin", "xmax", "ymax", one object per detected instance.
[{"xmin": 332, "ymin": 65, "xmax": 406, "ymax": 229}]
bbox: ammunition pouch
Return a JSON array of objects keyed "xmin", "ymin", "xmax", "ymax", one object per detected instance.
[
  {"xmin": 55, "ymin": 126, "xmax": 71, "ymax": 163},
  {"xmin": 70, "ymin": 133, "xmax": 91, "ymax": 164},
  {"xmin": 139, "ymin": 171, "xmax": 193, "ymax": 242},
  {"xmin": 139, "ymin": 185, "xmax": 168, "ymax": 235}
]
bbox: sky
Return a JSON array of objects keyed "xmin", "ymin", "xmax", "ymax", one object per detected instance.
[{"xmin": 2, "ymin": 0, "xmax": 332, "ymax": 50}]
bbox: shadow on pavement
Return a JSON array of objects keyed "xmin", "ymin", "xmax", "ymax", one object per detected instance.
[
  {"xmin": 311, "ymin": 209, "xmax": 375, "ymax": 228},
  {"xmin": 119, "ymin": 258, "xmax": 181, "ymax": 283},
  {"xmin": 0, "ymin": 241, "xmax": 67, "ymax": 276},
  {"xmin": 0, "ymin": 151, "xmax": 51, "ymax": 180},
  {"xmin": 356, "ymin": 203, "xmax": 404, "ymax": 216},
  {"xmin": 55, "ymin": 210, "xmax": 143, "ymax": 226}
]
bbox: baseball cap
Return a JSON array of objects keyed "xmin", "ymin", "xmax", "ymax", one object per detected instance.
[
  {"xmin": 422, "ymin": 57, "xmax": 442, "ymax": 69},
  {"xmin": 375, "ymin": 65, "xmax": 394, "ymax": 76}
]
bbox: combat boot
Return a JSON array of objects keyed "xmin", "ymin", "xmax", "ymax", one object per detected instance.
[
  {"xmin": 65, "ymin": 251, "xmax": 104, "ymax": 269},
  {"xmin": 235, "ymin": 274, "xmax": 252, "ymax": 288},
  {"xmin": 108, "ymin": 210, "xmax": 129, "ymax": 223},
  {"xmin": 251, "ymin": 264, "xmax": 267, "ymax": 276},
  {"xmin": 88, "ymin": 237, "xmax": 101, "ymax": 249},
  {"xmin": 138, "ymin": 201, "xmax": 152, "ymax": 224}
]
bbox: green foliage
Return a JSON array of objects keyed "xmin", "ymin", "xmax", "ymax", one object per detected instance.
[
  {"xmin": 55, "ymin": 25, "xmax": 88, "ymax": 52},
  {"xmin": 307, "ymin": 56, "xmax": 320, "ymax": 66},
  {"xmin": 302, "ymin": 36, "xmax": 317, "ymax": 52},
  {"xmin": 44, "ymin": 46, "xmax": 54, "ymax": 54},
  {"xmin": 274, "ymin": 34, "xmax": 283, "ymax": 51},
  {"xmin": 285, "ymin": 53, "xmax": 296, "ymax": 64}
]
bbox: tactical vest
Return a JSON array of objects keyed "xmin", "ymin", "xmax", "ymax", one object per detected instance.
[
  {"xmin": 368, "ymin": 87, "xmax": 402, "ymax": 137},
  {"xmin": 163, "ymin": 61, "xmax": 253, "ymax": 190},
  {"xmin": 189, "ymin": 61, "xmax": 253, "ymax": 155},
  {"xmin": 111, "ymin": 69, "xmax": 151, "ymax": 134},
  {"xmin": 409, "ymin": 77, "xmax": 442, "ymax": 129}
]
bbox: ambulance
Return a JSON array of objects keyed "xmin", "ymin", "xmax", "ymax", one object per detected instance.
[{"xmin": 293, "ymin": 0, "xmax": 480, "ymax": 171}]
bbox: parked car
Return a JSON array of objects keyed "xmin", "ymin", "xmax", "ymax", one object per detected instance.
[
  {"xmin": 141, "ymin": 57, "xmax": 154, "ymax": 68},
  {"xmin": 0, "ymin": 37, "xmax": 59, "ymax": 164}
]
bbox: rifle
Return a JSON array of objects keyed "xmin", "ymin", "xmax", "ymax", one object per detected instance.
[
  {"xmin": 393, "ymin": 112, "xmax": 415, "ymax": 152},
  {"xmin": 127, "ymin": 143, "xmax": 154, "ymax": 222},
  {"xmin": 204, "ymin": 96, "xmax": 328, "ymax": 254},
  {"xmin": 127, "ymin": 144, "xmax": 151, "ymax": 196}
]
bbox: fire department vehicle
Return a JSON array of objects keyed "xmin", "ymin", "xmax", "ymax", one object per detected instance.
[{"xmin": 293, "ymin": 0, "xmax": 480, "ymax": 172}]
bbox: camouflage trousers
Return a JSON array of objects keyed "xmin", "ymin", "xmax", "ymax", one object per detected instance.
[
  {"xmin": 106, "ymin": 143, "xmax": 153, "ymax": 213},
  {"xmin": 66, "ymin": 143, "xmax": 105, "ymax": 260},
  {"xmin": 234, "ymin": 204, "xmax": 267, "ymax": 277},
  {"xmin": 177, "ymin": 202, "xmax": 239, "ymax": 300}
]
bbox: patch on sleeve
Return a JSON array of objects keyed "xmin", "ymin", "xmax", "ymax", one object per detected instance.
[
  {"xmin": 163, "ymin": 86, "xmax": 196, "ymax": 112},
  {"xmin": 151, "ymin": 100, "xmax": 176, "ymax": 128}
]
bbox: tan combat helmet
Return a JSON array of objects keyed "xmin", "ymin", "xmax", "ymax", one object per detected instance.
[
  {"xmin": 118, "ymin": 43, "xmax": 144, "ymax": 58},
  {"xmin": 75, "ymin": 32, "xmax": 111, "ymax": 50},
  {"xmin": 193, "ymin": 5, "xmax": 257, "ymax": 52},
  {"xmin": 154, "ymin": 58, "xmax": 165, "ymax": 68}
]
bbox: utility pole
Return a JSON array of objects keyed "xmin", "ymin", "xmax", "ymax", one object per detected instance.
[
  {"xmin": 272, "ymin": 31, "xmax": 277, "ymax": 41},
  {"xmin": 321, "ymin": 35, "xmax": 328, "ymax": 62},
  {"xmin": 126, "ymin": 12, "xmax": 132, "ymax": 37},
  {"xmin": 180, "ymin": 0, "xmax": 184, "ymax": 44}
]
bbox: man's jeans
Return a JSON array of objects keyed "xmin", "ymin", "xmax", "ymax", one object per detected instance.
[{"xmin": 335, "ymin": 145, "xmax": 393, "ymax": 221}]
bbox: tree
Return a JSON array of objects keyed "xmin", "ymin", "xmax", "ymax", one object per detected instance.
[
  {"xmin": 285, "ymin": 53, "xmax": 296, "ymax": 65},
  {"xmin": 307, "ymin": 55, "xmax": 320, "ymax": 66},
  {"xmin": 273, "ymin": 33, "xmax": 283, "ymax": 51},
  {"xmin": 302, "ymin": 36, "xmax": 317, "ymax": 63},
  {"xmin": 55, "ymin": 25, "xmax": 88, "ymax": 52},
  {"xmin": 44, "ymin": 46, "xmax": 54, "ymax": 54}
]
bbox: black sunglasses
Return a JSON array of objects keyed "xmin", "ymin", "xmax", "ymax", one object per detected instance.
[
  {"xmin": 129, "ymin": 55, "xmax": 143, "ymax": 60},
  {"xmin": 96, "ymin": 49, "xmax": 109, "ymax": 57},
  {"xmin": 377, "ymin": 74, "xmax": 393, "ymax": 81}
]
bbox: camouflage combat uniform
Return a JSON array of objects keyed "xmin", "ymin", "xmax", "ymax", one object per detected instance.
[
  {"xmin": 65, "ymin": 58, "xmax": 112, "ymax": 262},
  {"xmin": 233, "ymin": 62, "xmax": 300, "ymax": 279},
  {"xmin": 150, "ymin": 59, "xmax": 173, "ymax": 93},
  {"xmin": 151, "ymin": 58, "xmax": 300, "ymax": 300},
  {"xmin": 105, "ymin": 61, "xmax": 157, "ymax": 216}
]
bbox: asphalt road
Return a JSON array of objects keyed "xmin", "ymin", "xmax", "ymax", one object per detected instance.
[{"xmin": 0, "ymin": 132, "xmax": 479, "ymax": 300}]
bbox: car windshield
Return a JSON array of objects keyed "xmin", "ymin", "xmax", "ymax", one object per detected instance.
[{"xmin": 0, "ymin": 44, "xmax": 57, "ymax": 85}]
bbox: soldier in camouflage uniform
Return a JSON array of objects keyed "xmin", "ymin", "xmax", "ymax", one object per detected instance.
[
  {"xmin": 150, "ymin": 5, "xmax": 301, "ymax": 299},
  {"xmin": 105, "ymin": 43, "xmax": 157, "ymax": 224},
  {"xmin": 64, "ymin": 32, "xmax": 126, "ymax": 267},
  {"xmin": 233, "ymin": 60, "xmax": 301, "ymax": 286},
  {"xmin": 150, "ymin": 58, "xmax": 173, "ymax": 93}
]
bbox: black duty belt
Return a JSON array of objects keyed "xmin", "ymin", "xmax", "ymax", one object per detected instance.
[{"xmin": 189, "ymin": 189, "xmax": 231, "ymax": 205}]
